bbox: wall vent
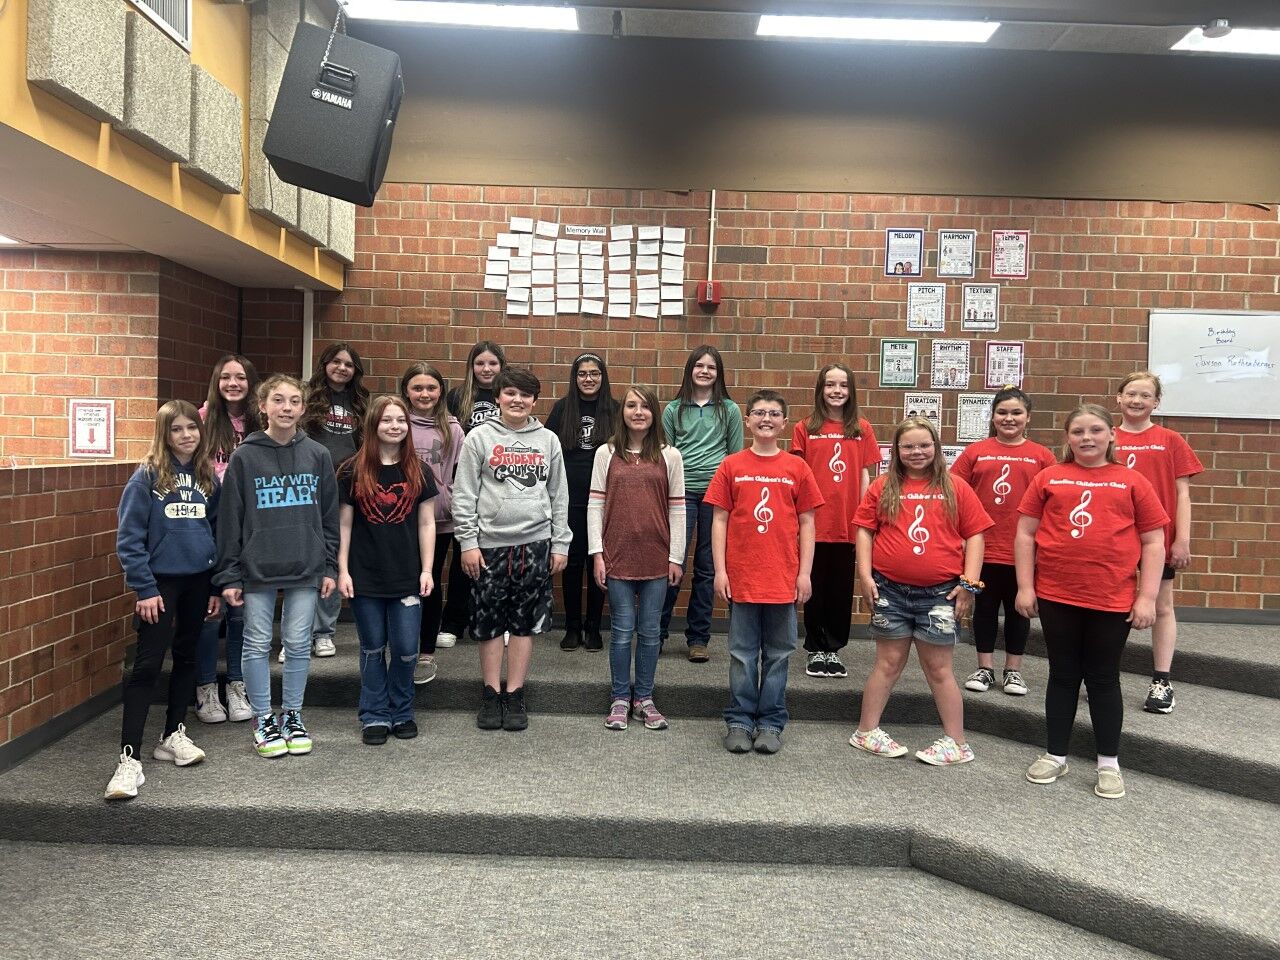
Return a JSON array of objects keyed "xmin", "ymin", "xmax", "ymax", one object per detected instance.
[{"xmin": 128, "ymin": 0, "xmax": 191, "ymax": 50}]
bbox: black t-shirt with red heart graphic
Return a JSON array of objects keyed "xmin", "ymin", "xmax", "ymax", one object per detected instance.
[{"xmin": 340, "ymin": 462, "xmax": 437, "ymax": 598}]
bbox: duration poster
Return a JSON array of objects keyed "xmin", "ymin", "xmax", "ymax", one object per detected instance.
[
  {"xmin": 879, "ymin": 339, "xmax": 918, "ymax": 387},
  {"xmin": 884, "ymin": 228, "xmax": 924, "ymax": 277},
  {"xmin": 930, "ymin": 339, "xmax": 971, "ymax": 389},
  {"xmin": 937, "ymin": 229, "xmax": 976, "ymax": 278},
  {"xmin": 903, "ymin": 392, "xmax": 942, "ymax": 430},
  {"xmin": 907, "ymin": 283, "xmax": 947, "ymax": 332},
  {"xmin": 962, "ymin": 284, "xmax": 1000, "ymax": 331}
]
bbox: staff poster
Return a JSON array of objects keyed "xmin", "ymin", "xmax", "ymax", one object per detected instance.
[{"xmin": 986, "ymin": 341, "xmax": 1025, "ymax": 388}]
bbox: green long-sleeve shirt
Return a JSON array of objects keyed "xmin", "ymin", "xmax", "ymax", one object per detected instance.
[{"xmin": 662, "ymin": 397, "xmax": 744, "ymax": 493}]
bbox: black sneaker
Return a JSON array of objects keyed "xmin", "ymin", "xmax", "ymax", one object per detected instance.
[
  {"xmin": 362, "ymin": 724, "xmax": 390, "ymax": 745},
  {"xmin": 825, "ymin": 652, "xmax": 848, "ymax": 678},
  {"xmin": 805, "ymin": 652, "xmax": 828, "ymax": 677},
  {"xmin": 560, "ymin": 628, "xmax": 582, "ymax": 651},
  {"xmin": 477, "ymin": 685, "xmax": 505, "ymax": 730},
  {"xmin": 504, "ymin": 687, "xmax": 528, "ymax": 731},
  {"xmin": 1144, "ymin": 679, "xmax": 1176, "ymax": 714},
  {"xmin": 583, "ymin": 629, "xmax": 603, "ymax": 651},
  {"xmin": 391, "ymin": 720, "xmax": 418, "ymax": 740}
]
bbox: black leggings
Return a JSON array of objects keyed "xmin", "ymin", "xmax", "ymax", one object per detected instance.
[
  {"xmin": 563, "ymin": 501, "xmax": 604, "ymax": 630},
  {"xmin": 120, "ymin": 572, "xmax": 210, "ymax": 755},
  {"xmin": 973, "ymin": 562, "xmax": 1030, "ymax": 657},
  {"xmin": 802, "ymin": 541, "xmax": 855, "ymax": 653},
  {"xmin": 419, "ymin": 532, "xmax": 454, "ymax": 654},
  {"xmin": 440, "ymin": 537, "xmax": 472, "ymax": 637},
  {"xmin": 1038, "ymin": 598, "xmax": 1131, "ymax": 758}
]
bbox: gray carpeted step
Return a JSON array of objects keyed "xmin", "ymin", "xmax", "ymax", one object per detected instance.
[
  {"xmin": 0, "ymin": 841, "xmax": 1162, "ymax": 960},
  {"xmin": 0, "ymin": 710, "xmax": 1275, "ymax": 960},
  {"xmin": 185, "ymin": 629, "xmax": 1280, "ymax": 803}
]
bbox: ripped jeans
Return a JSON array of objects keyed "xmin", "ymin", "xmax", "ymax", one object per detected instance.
[
  {"xmin": 350, "ymin": 594, "xmax": 422, "ymax": 728},
  {"xmin": 867, "ymin": 573, "xmax": 961, "ymax": 646}
]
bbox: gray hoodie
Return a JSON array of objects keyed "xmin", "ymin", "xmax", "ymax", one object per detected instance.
[
  {"xmin": 452, "ymin": 415, "xmax": 571, "ymax": 553},
  {"xmin": 213, "ymin": 430, "xmax": 339, "ymax": 591}
]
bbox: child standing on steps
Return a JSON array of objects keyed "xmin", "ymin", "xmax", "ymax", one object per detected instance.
[
  {"xmin": 454, "ymin": 367, "xmax": 570, "ymax": 732},
  {"xmin": 849, "ymin": 417, "xmax": 991, "ymax": 766},
  {"xmin": 707, "ymin": 389, "xmax": 823, "ymax": 756},
  {"xmin": 107, "ymin": 400, "xmax": 220, "ymax": 800},
  {"xmin": 661, "ymin": 345, "xmax": 744, "ymax": 664},
  {"xmin": 546, "ymin": 352, "xmax": 618, "ymax": 652},
  {"xmin": 588, "ymin": 385, "xmax": 686, "ymax": 731},
  {"xmin": 302, "ymin": 342, "xmax": 369, "ymax": 659},
  {"xmin": 215, "ymin": 375, "xmax": 339, "ymax": 759},
  {"xmin": 337, "ymin": 396, "xmax": 437, "ymax": 745},
  {"xmin": 790, "ymin": 362, "xmax": 881, "ymax": 680},
  {"xmin": 194, "ymin": 355, "xmax": 259, "ymax": 725},
  {"xmin": 441, "ymin": 340, "xmax": 507, "ymax": 648},
  {"xmin": 1017, "ymin": 404, "xmax": 1168, "ymax": 800},
  {"xmin": 1112, "ymin": 372, "xmax": 1203, "ymax": 715},
  {"xmin": 951, "ymin": 387, "xmax": 1056, "ymax": 698},
  {"xmin": 401, "ymin": 363, "xmax": 464, "ymax": 685}
]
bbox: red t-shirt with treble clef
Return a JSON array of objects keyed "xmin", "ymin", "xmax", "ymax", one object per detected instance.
[
  {"xmin": 851, "ymin": 475, "xmax": 993, "ymax": 588},
  {"xmin": 951, "ymin": 437, "xmax": 1057, "ymax": 565},
  {"xmin": 790, "ymin": 418, "xmax": 882, "ymax": 544},
  {"xmin": 703, "ymin": 447, "xmax": 825, "ymax": 604},
  {"xmin": 1018, "ymin": 462, "xmax": 1169, "ymax": 613}
]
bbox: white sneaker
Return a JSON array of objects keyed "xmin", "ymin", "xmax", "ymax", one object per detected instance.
[
  {"xmin": 277, "ymin": 646, "xmax": 286, "ymax": 664},
  {"xmin": 104, "ymin": 747, "xmax": 144, "ymax": 801},
  {"xmin": 313, "ymin": 636, "xmax": 337, "ymax": 657},
  {"xmin": 194, "ymin": 683, "xmax": 227, "ymax": 723},
  {"xmin": 435, "ymin": 631, "xmax": 457, "ymax": 648},
  {"xmin": 225, "ymin": 680, "xmax": 254, "ymax": 722},
  {"xmin": 153, "ymin": 724, "xmax": 206, "ymax": 766}
]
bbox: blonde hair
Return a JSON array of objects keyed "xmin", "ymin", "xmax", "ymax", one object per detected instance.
[
  {"xmin": 1062, "ymin": 404, "xmax": 1117, "ymax": 464},
  {"xmin": 1117, "ymin": 370, "xmax": 1162, "ymax": 399},
  {"xmin": 257, "ymin": 373, "xmax": 305, "ymax": 406},
  {"xmin": 878, "ymin": 417, "xmax": 955, "ymax": 522},
  {"xmin": 142, "ymin": 400, "xmax": 215, "ymax": 497}
]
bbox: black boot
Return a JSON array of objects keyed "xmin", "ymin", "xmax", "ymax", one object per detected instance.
[
  {"xmin": 560, "ymin": 626, "xmax": 582, "ymax": 650},
  {"xmin": 583, "ymin": 626, "xmax": 603, "ymax": 651}
]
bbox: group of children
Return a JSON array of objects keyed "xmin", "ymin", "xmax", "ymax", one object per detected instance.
[{"xmin": 109, "ymin": 338, "xmax": 1199, "ymax": 804}]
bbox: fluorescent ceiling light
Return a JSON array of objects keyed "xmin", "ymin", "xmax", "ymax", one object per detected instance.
[
  {"xmin": 343, "ymin": 1, "xmax": 578, "ymax": 31},
  {"xmin": 1172, "ymin": 26, "xmax": 1280, "ymax": 56},
  {"xmin": 757, "ymin": 15, "xmax": 999, "ymax": 43},
  {"xmin": 0, "ymin": 234, "xmax": 19, "ymax": 244}
]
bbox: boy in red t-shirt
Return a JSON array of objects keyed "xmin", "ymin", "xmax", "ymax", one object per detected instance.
[{"xmin": 706, "ymin": 390, "xmax": 823, "ymax": 755}]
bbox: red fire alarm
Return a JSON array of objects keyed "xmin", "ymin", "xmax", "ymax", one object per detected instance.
[{"xmin": 697, "ymin": 279, "xmax": 722, "ymax": 309}]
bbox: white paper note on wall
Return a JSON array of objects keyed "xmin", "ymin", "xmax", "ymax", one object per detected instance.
[
  {"xmin": 510, "ymin": 217, "xmax": 534, "ymax": 233},
  {"xmin": 610, "ymin": 225, "xmax": 635, "ymax": 241},
  {"xmin": 582, "ymin": 300, "xmax": 604, "ymax": 315},
  {"xmin": 636, "ymin": 303, "xmax": 660, "ymax": 319},
  {"xmin": 535, "ymin": 220, "xmax": 559, "ymax": 238},
  {"xmin": 608, "ymin": 302, "xmax": 630, "ymax": 318}
]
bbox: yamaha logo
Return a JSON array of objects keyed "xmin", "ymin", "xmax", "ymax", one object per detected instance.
[{"xmin": 311, "ymin": 88, "xmax": 353, "ymax": 110}]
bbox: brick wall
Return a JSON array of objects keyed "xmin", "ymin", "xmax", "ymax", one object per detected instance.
[
  {"xmin": 0, "ymin": 463, "xmax": 135, "ymax": 746},
  {"xmin": 320, "ymin": 183, "xmax": 1279, "ymax": 612},
  {"xmin": 157, "ymin": 262, "xmax": 239, "ymax": 405}
]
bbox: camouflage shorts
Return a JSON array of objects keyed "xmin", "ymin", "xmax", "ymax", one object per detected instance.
[{"xmin": 470, "ymin": 540, "xmax": 553, "ymax": 640}]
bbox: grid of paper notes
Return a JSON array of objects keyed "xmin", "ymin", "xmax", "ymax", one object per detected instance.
[{"xmin": 484, "ymin": 218, "xmax": 686, "ymax": 319}]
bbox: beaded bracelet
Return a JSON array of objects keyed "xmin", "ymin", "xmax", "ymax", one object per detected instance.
[{"xmin": 959, "ymin": 576, "xmax": 985, "ymax": 594}]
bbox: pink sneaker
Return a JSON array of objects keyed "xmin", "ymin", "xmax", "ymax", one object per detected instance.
[
  {"xmin": 915, "ymin": 736, "xmax": 975, "ymax": 766},
  {"xmin": 631, "ymin": 698, "xmax": 669, "ymax": 730},
  {"xmin": 604, "ymin": 698, "xmax": 629, "ymax": 730}
]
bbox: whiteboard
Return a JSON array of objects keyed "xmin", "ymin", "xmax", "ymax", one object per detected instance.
[{"xmin": 1147, "ymin": 310, "xmax": 1280, "ymax": 419}]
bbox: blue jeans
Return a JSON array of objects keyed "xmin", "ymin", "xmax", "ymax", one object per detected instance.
[
  {"xmin": 312, "ymin": 588, "xmax": 341, "ymax": 644},
  {"xmin": 724, "ymin": 601, "xmax": 797, "ymax": 734},
  {"xmin": 606, "ymin": 577, "xmax": 666, "ymax": 700},
  {"xmin": 661, "ymin": 491, "xmax": 714, "ymax": 647},
  {"xmin": 350, "ymin": 594, "xmax": 421, "ymax": 728},
  {"xmin": 196, "ymin": 605, "xmax": 244, "ymax": 684},
  {"xmin": 241, "ymin": 585, "xmax": 319, "ymax": 716}
]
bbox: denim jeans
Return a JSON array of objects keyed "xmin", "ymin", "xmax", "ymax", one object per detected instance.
[
  {"xmin": 241, "ymin": 585, "xmax": 319, "ymax": 716},
  {"xmin": 312, "ymin": 588, "xmax": 341, "ymax": 643},
  {"xmin": 724, "ymin": 601, "xmax": 797, "ymax": 734},
  {"xmin": 661, "ymin": 490, "xmax": 714, "ymax": 647},
  {"xmin": 196, "ymin": 604, "xmax": 244, "ymax": 685},
  {"xmin": 606, "ymin": 577, "xmax": 666, "ymax": 700},
  {"xmin": 350, "ymin": 594, "xmax": 421, "ymax": 728}
]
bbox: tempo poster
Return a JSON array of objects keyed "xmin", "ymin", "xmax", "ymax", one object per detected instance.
[
  {"xmin": 986, "ymin": 341, "xmax": 1025, "ymax": 388},
  {"xmin": 906, "ymin": 283, "xmax": 947, "ymax": 332},
  {"xmin": 937, "ymin": 229, "xmax": 976, "ymax": 278},
  {"xmin": 879, "ymin": 339, "xmax": 919, "ymax": 387},
  {"xmin": 991, "ymin": 229, "xmax": 1029, "ymax": 279},
  {"xmin": 903, "ymin": 392, "xmax": 942, "ymax": 430},
  {"xmin": 930, "ymin": 339, "xmax": 971, "ymax": 390},
  {"xmin": 957, "ymin": 393, "xmax": 996, "ymax": 443},
  {"xmin": 961, "ymin": 284, "xmax": 1000, "ymax": 331},
  {"xmin": 884, "ymin": 228, "xmax": 924, "ymax": 277}
]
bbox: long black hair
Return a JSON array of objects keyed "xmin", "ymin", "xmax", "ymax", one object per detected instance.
[{"xmin": 556, "ymin": 352, "xmax": 617, "ymax": 451}]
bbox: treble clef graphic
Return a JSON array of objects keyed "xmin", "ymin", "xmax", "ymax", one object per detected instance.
[
  {"xmin": 753, "ymin": 487, "xmax": 774, "ymax": 533},
  {"xmin": 908, "ymin": 504, "xmax": 930, "ymax": 555},
  {"xmin": 1070, "ymin": 489, "xmax": 1093, "ymax": 539},
  {"xmin": 829, "ymin": 442, "xmax": 847, "ymax": 483},
  {"xmin": 992, "ymin": 463, "xmax": 1013, "ymax": 505},
  {"xmin": 1126, "ymin": 452, "xmax": 1137, "ymax": 469}
]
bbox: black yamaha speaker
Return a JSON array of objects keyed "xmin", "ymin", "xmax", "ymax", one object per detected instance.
[{"xmin": 263, "ymin": 22, "xmax": 403, "ymax": 207}]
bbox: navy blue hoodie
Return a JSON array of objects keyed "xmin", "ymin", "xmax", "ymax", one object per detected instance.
[
  {"xmin": 116, "ymin": 458, "xmax": 220, "ymax": 601},
  {"xmin": 213, "ymin": 430, "xmax": 339, "ymax": 591}
]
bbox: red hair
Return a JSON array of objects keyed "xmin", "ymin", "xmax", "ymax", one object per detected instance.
[{"xmin": 343, "ymin": 396, "xmax": 424, "ymax": 521}]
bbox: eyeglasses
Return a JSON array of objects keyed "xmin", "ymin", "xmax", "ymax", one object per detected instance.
[
  {"xmin": 576, "ymin": 371, "xmax": 602, "ymax": 380},
  {"xmin": 749, "ymin": 410, "xmax": 785, "ymax": 419}
]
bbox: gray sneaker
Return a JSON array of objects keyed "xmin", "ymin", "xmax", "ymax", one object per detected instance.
[
  {"xmin": 1026, "ymin": 754, "xmax": 1069, "ymax": 784},
  {"xmin": 1095, "ymin": 768, "xmax": 1126, "ymax": 799},
  {"xmin": 753, "ymin": 728, "xmax": 783, "ymax": 754},
  {"xmin": 723, "ymin": 726, "xmax": 754, "ymax": 754},
  {"xmin": 414, "ymin": 654, "xmax": 437, "ymax": 685}
]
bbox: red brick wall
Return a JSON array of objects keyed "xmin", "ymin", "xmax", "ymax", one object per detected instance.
[
  {"xmin": 157, "ymin": 262, "xmax": 239, "ymax": 406},
  {"xmin": 0, "ymin": 463, "xmax": 135, "ymax": 746},
  {"xmin": 320, "ymin": 184, "xmax": 1279, "ymax": 612},
  {"xmin": 242, "ymin": 288, "xmax": 304, "ymax": 378}
]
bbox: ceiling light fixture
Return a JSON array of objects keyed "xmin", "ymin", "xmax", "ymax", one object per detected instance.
[
  {"xmin": 1201, "ymin": 19, "xmax": 1233, "ymax": 39},
  {"xmin": 1173, "ymin": 24, "xmax": 1280, "ymax": 55},
  {"xmin": 0, "ymin": 234, "xmax": 20, "ymax": 244},
  {"xmin": 342, "ymin": 1, "xmax": 579, "ymax": 31},
  {"xmin": 757, "ymin": 15, "xmax": 1000, "ymax": 44}
]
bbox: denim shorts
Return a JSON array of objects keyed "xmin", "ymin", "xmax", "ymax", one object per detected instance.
[{"xmin": 868, "ymin": 573, "xmax": 961, "ymax": 646}]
